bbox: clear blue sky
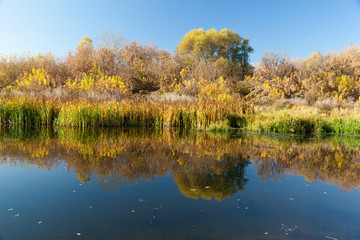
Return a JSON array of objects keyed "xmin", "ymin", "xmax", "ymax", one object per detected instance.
[{"xmin": 0, "ymin": 0, "xmax": 359, "ymax": 63}]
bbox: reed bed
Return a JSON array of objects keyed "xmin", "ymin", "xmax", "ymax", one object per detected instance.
[
  {"xmin": 2, "ymin": 96, "xmax": 360, "ymax": 135},
  {"xmin": 0, "ymin": 97, "xmax": 58, "ymax": 127},
  {"xmin": 0, "ymin": 97, "xmax": 251, "ymax": 130}
]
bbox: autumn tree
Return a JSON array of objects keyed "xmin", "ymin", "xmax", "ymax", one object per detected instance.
[
  {"xmin": 65, "ymin": 36, "xmax": 94, "ymax": 78},
  {"xmin": 177, "ymin": 28, "xmax": 254, "ymax": 79}
]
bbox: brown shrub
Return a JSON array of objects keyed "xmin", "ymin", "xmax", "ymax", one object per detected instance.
[{"xmin": 65, "ymin": 37, "xmax": 95, "ymax": 79}]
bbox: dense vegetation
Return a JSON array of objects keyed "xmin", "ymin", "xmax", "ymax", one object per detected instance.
[{"xmin": 1, "ymin": 28, "xmax": 360, "ymax": 133}]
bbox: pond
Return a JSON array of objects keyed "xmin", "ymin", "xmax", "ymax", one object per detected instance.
[{"xmin": 0, "ymin": 127, "xmax": 359, "ymax": 240}]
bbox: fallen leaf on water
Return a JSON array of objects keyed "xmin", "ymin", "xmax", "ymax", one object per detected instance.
[
  {"xmin": 8, "ymin": 208, "xmax": 13, "ymax": 211},
  {"xmin": 14, "ymin": 213, "xmax": 20, "ymax": 217},
  {"xmin": 325, "ymin": 236, "xmax": 338, "ymax": 240}
]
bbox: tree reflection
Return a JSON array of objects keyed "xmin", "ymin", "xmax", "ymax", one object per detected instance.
[
  {"xmin": 174, "ymin": 158, "xmax": 249, "ymax": 201},
  {"xmin": 0, "ymin": 127, "xmax": 360, "ymax": 200}
]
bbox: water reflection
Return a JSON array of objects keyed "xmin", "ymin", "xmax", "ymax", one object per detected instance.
[
  {"xmin": 173, "ymin": 160, "xmax": 249, "ymax": 201},
  {"xmin": 1, "ymin": 127, "xmax": 360, "ymax": 201}
]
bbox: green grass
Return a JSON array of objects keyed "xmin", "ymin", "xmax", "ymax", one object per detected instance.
[
  {"xmin": 2, "ymin": 97, "xmax": 360, "ymax": 135},
  {"xmin": 0, "ymin": 97, "xmax": 250, "ymax": 131}
]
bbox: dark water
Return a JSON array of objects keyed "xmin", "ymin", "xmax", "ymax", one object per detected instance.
[{"xmin": 0, "ymin": 128, "xmax": 360, "ymax": 239}]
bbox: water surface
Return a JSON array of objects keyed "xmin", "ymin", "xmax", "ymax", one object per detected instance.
[{"xmin": 0, "ymin": 128, "xmax": 359, "ymax": 239}]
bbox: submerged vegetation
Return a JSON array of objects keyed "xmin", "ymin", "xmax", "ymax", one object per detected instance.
[{"xmin": 1, "ymin": 28, "xmax": 360, "ymax": 134}]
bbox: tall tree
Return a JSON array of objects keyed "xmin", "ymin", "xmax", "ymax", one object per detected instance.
[{"xmin": 177, "ymin": 28, "xmax": 254, "ymax": 79}]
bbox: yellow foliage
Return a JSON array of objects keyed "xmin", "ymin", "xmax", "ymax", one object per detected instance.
[
  {"xmin": 13, "ymin": 68, "xmax": 54, "ymax": 91},
  {"xmin": 198, "ymin": 76, "xmax": 230, "ymax": 100},
  {"xmin": 65, "ymin": 66, "xmax": 127, "ymax": 94}
]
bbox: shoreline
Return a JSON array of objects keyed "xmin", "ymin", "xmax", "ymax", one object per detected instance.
[{"xmin": 1, "ymin": 96, "xmax": 360, "ymax": 135}]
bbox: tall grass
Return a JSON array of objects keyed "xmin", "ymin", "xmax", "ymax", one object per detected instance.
[
  {"xmin": 57, "ymin": 98, "xmax": 251, "ymax": 129},
  {"xmin": 2, "ymin": 97, "xmax": 360, "ymax": 135},
  {"xmin": 246, "ymin": 106, "xmax": 360, "ymax": 135},
  {"xmin": 0, "ymin": 97, "xmax": 251, "ymax": 130},
  {"xmin": 0, "ymin": 98, "xmax": 58, "ymax": 127}
]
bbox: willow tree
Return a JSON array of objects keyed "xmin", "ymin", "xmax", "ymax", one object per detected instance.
[{"xmin": 177, "ymin": 28, "xmax": 254, "ymax": 79}]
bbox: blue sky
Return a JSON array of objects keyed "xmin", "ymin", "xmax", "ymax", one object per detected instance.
[{"xmin": 0, "ymin": 0, "xmax": 359, "ymax": 63}]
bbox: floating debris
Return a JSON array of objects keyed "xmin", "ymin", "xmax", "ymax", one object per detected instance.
[
  {"xmin": 89, "ymin": 206, "xmax": 93, "ymax": 209},
  {"xmin": 280, "ymin": 224, "xmax": 298, "ymax": 236},
  {"xmin": 8, "ymin": 208, "xmax": 13, "ymax": 211},
  {"xmin": 325, "ymin": 236, "xmax": 338, "ymax": 240},
  {"xmin": 73, "ymin": 190, "xmax": 76, "ymax": 193},
  {"xmin": 289, "ymin": 198, "xmax": 294, "ymax": 201},
  {"xmin": 131, "ymin": 210, "xmax": 135, "ymax": 213},
  {"xmin": 264, "ymin": 232, "xmax": 269, "ymax": 235},
  {"xmin": 324, "ymin": 192, "xmax": 327, "ymax": 195},
  {"xmin": 245, "ymin": 207, "xmax": 248, "ymax": 210},
  {"xmin": 38, "ymin": 221, "xmax": 42, "ymax": 224},
  {"xmin": 205, "ymin": 186, "xmax": 210, "ymax": 189},
  {"xmin": 138, "ymin": 198, "xmax": 144, "ymax": 202},
  {"xmin": 14, "ymin": 213, "xmax": 20, "ymax": 217},
  {"xmin": 76, "ymin": 233, "xmax": 81, "ymax": 236}
]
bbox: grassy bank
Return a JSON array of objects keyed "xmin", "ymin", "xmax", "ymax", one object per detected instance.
[
  {"xmin": 1, "ymin": 96, "xmax": 360, "ymax": 135},
  {"xmin": 0, "ymin": 97, "xmax": 250, "ymax": 130},
  {"xmin": 246, "ymin": 105, "xmax": 360, "ymax": 135}
]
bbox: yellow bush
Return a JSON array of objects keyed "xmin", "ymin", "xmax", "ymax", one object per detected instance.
[
  {"xmin": 11, "ymin": 68, "xmax": 55, "ymax": 92},
  {"xmin": 198, "ymin": 76, "xmax": 231, "ymax": 100},
  {"xmin": 65, "ymin": 66, "xmax": 127, "ymax": 95}
]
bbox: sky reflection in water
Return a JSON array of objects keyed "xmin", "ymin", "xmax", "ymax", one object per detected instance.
[{"xmin": 0, "ymin": 128, "xmax": 359, "ymax": 239}]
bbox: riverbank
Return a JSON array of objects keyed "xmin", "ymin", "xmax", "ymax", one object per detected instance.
[{"xmin": 1, "ymin": 96, "xmax": 360, "ymax": 135}]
